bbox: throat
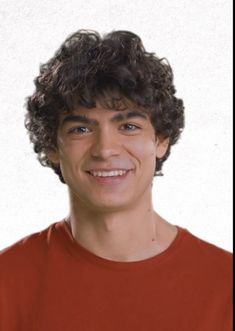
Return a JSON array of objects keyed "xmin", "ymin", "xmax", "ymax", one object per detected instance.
[{"xmin": 66, "ymin": 211, "xmax": 170, "ymax": 262}]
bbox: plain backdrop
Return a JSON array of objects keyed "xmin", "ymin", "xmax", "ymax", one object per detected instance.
[{"xmin": 0, "ymin": 0, "xmax": 233, "ymax": 251}]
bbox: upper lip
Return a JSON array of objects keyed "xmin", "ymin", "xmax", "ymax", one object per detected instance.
[{"xmin": 86, "ymin": 168, "xmax": 131, "ymax": 172}]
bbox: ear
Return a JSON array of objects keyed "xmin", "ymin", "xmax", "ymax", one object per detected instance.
[
  {"xmin": 155, "ymin": 136, "xmax": 170, "ymax": 159},
  {"xmin": 46, "ymin": 148, "xmax": 60, "ymax": 165}
]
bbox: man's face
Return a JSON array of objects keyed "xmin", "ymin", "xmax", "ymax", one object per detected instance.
[{"xmin": 48, "ymin": 103, "xmax": 169, "ymax": 212}]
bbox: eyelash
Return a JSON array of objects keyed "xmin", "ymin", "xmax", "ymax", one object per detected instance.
[
  {"xmin": 121, "ymin": 123, "xmax": 140, "ymax": 131},
  {"xmin": 68, "ymin": 127, "xmax": 90, "ymax": 134},
  {"xmin": 68, "ymin": 123, "xmax": 141, "ymax": 134}
]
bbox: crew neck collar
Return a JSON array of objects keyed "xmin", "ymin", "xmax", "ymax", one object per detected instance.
[{"xmin": 57, "ymin": 219, "xmax": 188, "ymax": 271}]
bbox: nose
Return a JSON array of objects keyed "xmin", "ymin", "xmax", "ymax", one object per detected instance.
[{"xmin": 90, "ymin": 128, "xmax": 121, "ymax": 160}]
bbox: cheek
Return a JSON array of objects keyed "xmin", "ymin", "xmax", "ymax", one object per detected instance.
[
  {"xmin": 58, "ymin": 139, "xmax": 84, "ymax": 161},
  {"xmin": 126, "ymin": 137, "xmax": 157, "ymax": 164},
  {"xmin": 57, "ymin": 141, "xmax": 87, "ymax": 177}
]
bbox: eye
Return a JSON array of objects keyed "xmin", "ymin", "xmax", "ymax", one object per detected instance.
[
  {"xmin": 68, "ymin": 126, "xmax": 91, "ymax": 134},
  {"xmin": 122, "ymin": 123, "xmax": 140, "ymax": 131}
]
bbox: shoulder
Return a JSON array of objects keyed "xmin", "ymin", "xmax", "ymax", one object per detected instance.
[
  {"xmin": 0, "ymin": 220, "xmax": 64, "ymax": 276},
  {"xmin": 180, "ymin": 227, "xmax": 232, "ymax": 282},
  {"xmin": 183, "ymin": 228, "xmax": 232, "ymax": 260}
]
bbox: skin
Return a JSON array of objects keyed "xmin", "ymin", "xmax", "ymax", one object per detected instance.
[{"xmin": 48, "ymin": 102, "xmax": 178, "ymax": 261}]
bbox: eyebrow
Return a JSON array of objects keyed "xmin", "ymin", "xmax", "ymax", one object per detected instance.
[
  {"xmin": 61, "ymin": 111, "xmax": 148, "ymax": 127},
  {"xmin": 62, "ymin": 114, "xmax": 98, "ymax": 126}
]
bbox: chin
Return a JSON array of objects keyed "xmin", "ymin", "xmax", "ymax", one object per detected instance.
[{"xmin": 87, "ymin": 198, "xmax": 132, "ymax": 212}]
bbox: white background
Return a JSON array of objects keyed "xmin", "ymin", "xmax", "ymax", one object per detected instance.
[{"xmin": 0, "ymin": 0, "xmax": 232, "ymax": 251}]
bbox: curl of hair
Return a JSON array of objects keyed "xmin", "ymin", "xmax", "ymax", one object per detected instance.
[{"xmin": 25, "ymin": 29, "xmax": 185, "ymax": 183}]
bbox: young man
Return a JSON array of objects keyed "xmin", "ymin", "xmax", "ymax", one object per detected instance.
[{"xmin": 0, "ymin": 30, "xmax": 232, "ymax": 330}]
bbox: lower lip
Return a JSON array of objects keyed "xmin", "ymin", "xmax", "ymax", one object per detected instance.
[{"xmin": 86, "ymin": 170, "xmax": 131, "ymax": 184}]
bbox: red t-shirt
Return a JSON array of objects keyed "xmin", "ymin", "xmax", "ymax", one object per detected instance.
[{"xmin": 0, "ymin": 220, "xmax": 232, "ymax": 330}]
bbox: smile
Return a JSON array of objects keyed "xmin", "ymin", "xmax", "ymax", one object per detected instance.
[{"xmin": 88, "ymin": 170, "xmax": 128, "ymax": 177}]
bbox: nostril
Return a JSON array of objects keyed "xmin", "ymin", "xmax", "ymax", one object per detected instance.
[{"xmin": 90, "ymin": 143, "xmax": 121, "ymax": 159}]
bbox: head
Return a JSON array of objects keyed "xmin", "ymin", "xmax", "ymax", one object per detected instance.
[{"xmin": 25, "ymin": 29, "xmax": 185, "ymax": 184}]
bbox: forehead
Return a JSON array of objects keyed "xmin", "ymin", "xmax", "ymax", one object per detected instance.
[
  {"xmin": 74, "ymin": 103, "xmax": 145, "ymax": 115},
  {"xmin": 60, "ymin": 102, "xmax": 150, "ymax": 125}
]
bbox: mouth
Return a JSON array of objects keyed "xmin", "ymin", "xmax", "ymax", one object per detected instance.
[
  {"xmin": 88, "ymin": 169, "xmax": 128, "ymax": 177},
  {"xmin": 86, "ymin": 169, "xmax": 132, "ymax": 183}
]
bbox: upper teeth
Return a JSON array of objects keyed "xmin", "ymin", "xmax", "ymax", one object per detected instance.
[{"xmin": 90, "ymin": 170, "xmax": 127, "ymax": 177}]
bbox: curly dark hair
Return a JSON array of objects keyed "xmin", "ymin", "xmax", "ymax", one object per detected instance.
[{"xmin": 25, "ymin": 29, "xmax": 185, "ymax": 184}]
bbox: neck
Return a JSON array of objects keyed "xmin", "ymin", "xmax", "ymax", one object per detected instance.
[{"xmin": 66, "ymin": 189, "xmax": 176, "ymax": 262}]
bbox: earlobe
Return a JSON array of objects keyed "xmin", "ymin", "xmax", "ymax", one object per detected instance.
[
  {"xmin": 155, "ymin": 137, "xmax": 170, "ymax": 159},
  {"xmin": 47, "ymin": 148, "xmax": 60, "ymax": 165}
]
